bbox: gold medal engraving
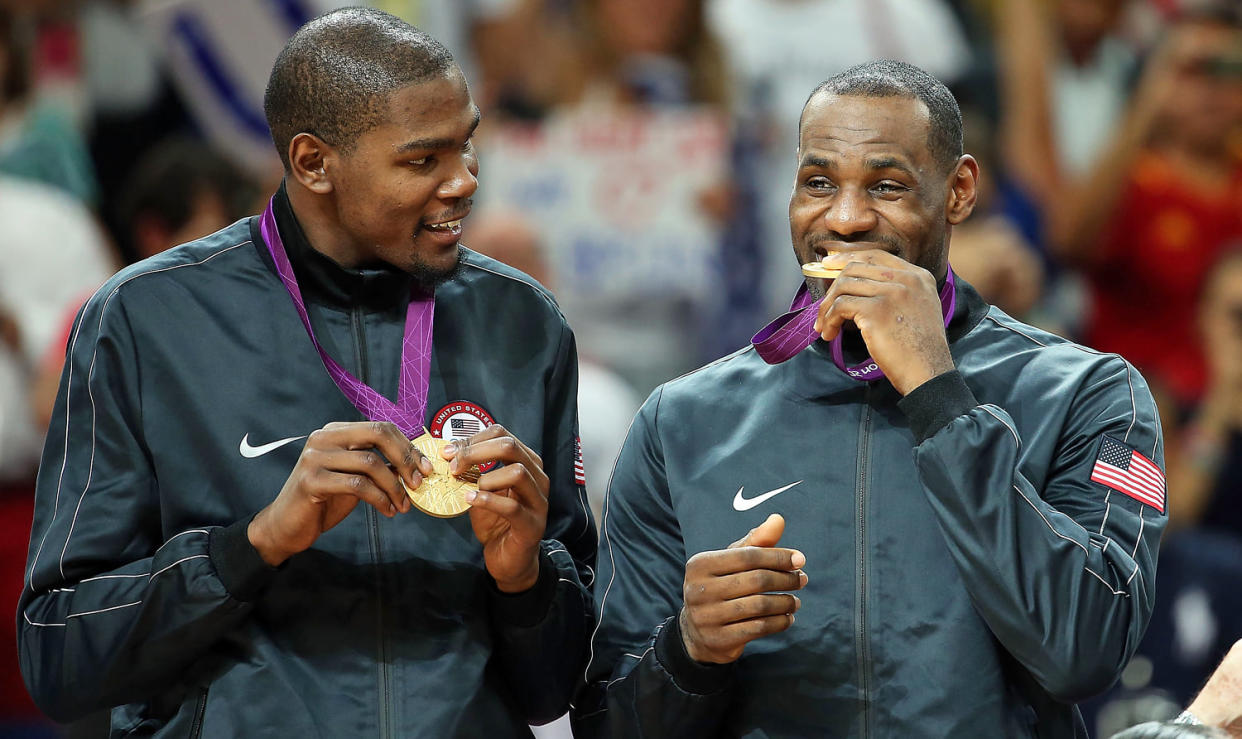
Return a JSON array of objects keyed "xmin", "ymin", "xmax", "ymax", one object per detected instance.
[{"xmin": 401, "ymin": 433, "xmax": 480, "ymax": 518}]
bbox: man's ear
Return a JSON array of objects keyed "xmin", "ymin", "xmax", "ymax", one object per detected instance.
[
  {"xmin": 946, "ymin": 155, "xmax": 979, "ymax": 226},
  {"xmin": 288, "ymin": 133, "xmax": 335, "ymax": 194}
]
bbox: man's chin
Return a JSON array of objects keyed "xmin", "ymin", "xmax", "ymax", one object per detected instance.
[{"xmin": 406, "ymin": 245, "xmax": 464, "ymax": 292}]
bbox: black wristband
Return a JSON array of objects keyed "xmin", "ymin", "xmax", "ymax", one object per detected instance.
[
  {"xmin": 898, "ymin": 370, "xmax": 979, "ymax": 444},
  {"xmin": 208, "ymin": 516, "xmax": 278, "ymax": 602},
  {"xmin": 487, "ymin": 549, "xmax": 557, "ymax": 629},
  {"xmin": 655, "ymin": 614, "xmax": 735, "ymax": 695}
]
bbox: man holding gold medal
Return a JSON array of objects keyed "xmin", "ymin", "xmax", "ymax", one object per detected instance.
[
  {"xmin": 20, "ymin": 8, "xmax": 594, "ymax": 736},
  {"xmin": 577, "ymin": 61, "xmax": 1166, "ymax": 736}
]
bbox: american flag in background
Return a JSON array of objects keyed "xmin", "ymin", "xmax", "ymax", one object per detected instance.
[
  {"xmin": 1090, "ymin": 436, "xmax": 1166, "ymax": 513},
  {"xmin": 574, "ymin": 437, "xmax": 586, "ymax": 486}
]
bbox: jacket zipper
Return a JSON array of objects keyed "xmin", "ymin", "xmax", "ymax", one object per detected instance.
[
  {"xmin": 353, "ymin": 304, "xmax": 392, "ymax": 738},
  {"xmin": 188, "ymin": 686, "xmax": 208, "ymax": 739},
  {"xmin": 855, "ymin": 385, "xmax": 873, "ymax": 738}
]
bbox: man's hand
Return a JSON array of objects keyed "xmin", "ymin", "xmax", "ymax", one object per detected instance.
[
  {"xmin": 813, "ymin": 250, "xmax": 955, "ymax": 395},
  {"xmin": 1186, "ymin": 638, "xmax": 1242, "ymax": 731},
  {"xmin": 680, "ymin": 514, "xmax": 806, "ymax": 664},
  {"xmin": 442, "ymin": 424, "xmax": 550, "ymax": 593},
  {"xmin": 248, "ymin": 421, "xmax": 432, "ymax": 566}
]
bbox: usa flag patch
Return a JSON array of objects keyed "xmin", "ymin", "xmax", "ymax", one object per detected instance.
[
  {"xmin": 1090, "ymin": 436, "xmax": 1165, "ymax": 513},
  {"xmin": 574, "ymin": 437, "xmax": 586, "ymax": 486}
]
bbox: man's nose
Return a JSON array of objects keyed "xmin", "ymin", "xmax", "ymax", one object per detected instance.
[
  {"xmin": 825, "ymin": 187, "xmax": 877, "ymax": 237},
  {"xmin": 439, "ymin": 151, "xmax": 479, "ymax": 201}
]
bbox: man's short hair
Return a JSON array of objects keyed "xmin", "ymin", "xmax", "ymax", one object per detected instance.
[
  {"xmin": 804, "ymin": 60, "xmax": 963, "ymax": 171},
  {"xmin": 263, "ymin": 7, "xmax": 456, "ymax": 170}
]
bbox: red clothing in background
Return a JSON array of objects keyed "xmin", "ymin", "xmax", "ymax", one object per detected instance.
[{"xmin": 1085, "ymin": 152, "xmax": 1242, "ymax": 406}]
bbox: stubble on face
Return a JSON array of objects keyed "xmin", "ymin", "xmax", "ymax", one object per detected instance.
[{"xmin": 404, "ymin": 243, "xmax": 466, "ymax": 293}]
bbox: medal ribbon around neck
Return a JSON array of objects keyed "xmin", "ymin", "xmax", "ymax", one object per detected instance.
[
  {"xmin": 259, "ymin": 198, "xmax": 434, "ymax": 437},
  {"xmin": 752, "ymin": 267, "xmax": 956, "ymax": 381}
]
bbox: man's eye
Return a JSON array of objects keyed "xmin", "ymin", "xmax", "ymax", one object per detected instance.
[
  {"xmin": 408, "ymin": 157, "xmax": 430, "ymax": 166},
  {"xmin": 873, "ymin": 181, "xmax": 906, "ymax": 193},
  {"xmin": 806, "ymin": 177, "xmax": 834, "ymax": 191}
]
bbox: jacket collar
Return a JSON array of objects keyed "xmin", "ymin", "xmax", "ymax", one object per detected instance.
[
  {"xmin": 263, "ymin": 181, "xmax": 413, "ymax": 310},
  {"xmin": 945, "ymin": 275, "xmax": 989, "ymax": 345}
]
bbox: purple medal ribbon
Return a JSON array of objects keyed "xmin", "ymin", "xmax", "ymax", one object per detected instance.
[
  {"xmin": 751, "ymin": 268, "xmax": 957, "ymax": 381},
  {"xmin": 259, "ymin": 198, "xmax": 434, "ymax": 438}
]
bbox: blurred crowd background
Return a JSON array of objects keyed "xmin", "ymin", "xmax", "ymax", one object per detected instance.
[{"xmin": 1, "ymin": 0, "xmax": 1241, "ymax": 736}]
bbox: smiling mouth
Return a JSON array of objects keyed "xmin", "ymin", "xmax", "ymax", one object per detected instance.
[{"xmin": 424, "ymin": 218, "xmax": 464, "ymax": 233}]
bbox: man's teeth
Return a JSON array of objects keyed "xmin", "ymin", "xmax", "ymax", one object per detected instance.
[{"xmin": 426, "ymin": 219, "xmax": 462, "ymax": 231}]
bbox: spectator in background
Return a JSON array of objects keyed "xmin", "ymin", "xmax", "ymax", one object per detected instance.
[
  {"xmin": 0, "ymin": 6, "xmax": 98, "ymax": 205},
  {"xmin": 30, "ymin": 136, "xmax": 258, "ymax": 434},
  {"xmin": 474, "ymin": 0, "xmax": 734, "ymax": 393},
  {"xmin": 947, "ymin": 106, "xmax": 1045, "ymax": 319},
  {"xmin": 1165, "ymin": 250, "xmax": 1242, "ymax": 536},
  {"xmin": 992, "ymin": 0, "xmax": 1143, "ymax": 338},
  {"xmin": 1049, "ymin": 6, "xmax": 1242, "ymax": 410},
  {"xmin": 466, "ymin": 209, "xmax": 643, "ymax": 524},
  {"xmin": 115, "ymin": 136, "xmax": 261, "ymax": 263}
]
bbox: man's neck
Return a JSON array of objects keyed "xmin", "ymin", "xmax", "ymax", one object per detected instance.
[{"xmin": 285, "ymin": 182, "xmax": 372, "ymax": 269}]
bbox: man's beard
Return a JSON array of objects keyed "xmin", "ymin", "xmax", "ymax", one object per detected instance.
[{"xmin": 406, "ymin": 245, "xmax": 465, "ymax": 293}]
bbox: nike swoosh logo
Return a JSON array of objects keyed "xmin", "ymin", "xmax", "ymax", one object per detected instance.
[
  {"xmin": 733, "ymin": 481, "xmax": 802, "ymax": 512},
  {"xmin": 239, "ymin": 433, "xmax": 307, "ymax": 458}
]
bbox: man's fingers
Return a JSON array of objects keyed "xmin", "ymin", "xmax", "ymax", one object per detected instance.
[
  {"xmin": 688, "ymin": 546, "xmax": 806, "ymax": 578},
  {"xmin": 477, "ymin": 463, "xmax": 546, "ymax": 511},
  {"xmin": 314, "ymin": 470, "xmax": 399, "ymax": 517},
  {"xmin": 818, "ymin": 248, "xmax": 907, "ymax": 271},
  {"xmin": 689, "ymin": 568, "xmax": 807, "ymax": 604},
  {"xmin": 315, "ymin": 448, "xmax": 413, "ymax": 514},
  {"xmin": 447, "ymin": 427, "xmax": 543, "ymax": 467},
  {"xmin": 719, "ymin": 613, "xmax": 797, "ymax": 643},
  {"xmin": 466, "ymin": 489, "xmax": 523, "ymax": 520},
  {"xmin": 815, "ymin": 294, "xmax": 875, "ymax": 340},
  {"xmin": 314, "ymin": 421, "xmax": 430, "ymax": 481},
  {"xmin": 729, "ymin": 513, "xmax": 785, "ymax": 549},
  {"xmin": 701, "ymin": 593, "xmax": 801, "ymax": 625}
]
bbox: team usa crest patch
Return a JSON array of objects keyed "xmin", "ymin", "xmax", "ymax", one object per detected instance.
[
  {"xmin": 1090, "ymin": 436, "xmax": 1166, "ymax": 513},
  {"xmin": 430, "ymin": 401, "xmax": 497, "ymax": 472}
]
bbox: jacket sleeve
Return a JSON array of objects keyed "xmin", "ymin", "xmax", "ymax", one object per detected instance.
[
  {"xmin": 571, "ymin": 389, "xmax": 736, "ymax": 738},
  {"xmin": 899, "ymin": 362, "xmax": 1166, "ymax": 703},
  {"xmin": 18, "ymin": 291, "xmax": 276, "ymax": 722},
  {"xmin": 487, "ymin": 320, "xmax": 597, "ymax": 725}
]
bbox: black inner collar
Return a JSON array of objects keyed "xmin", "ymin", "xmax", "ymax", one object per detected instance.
[{"xmin": 269, "ymin": 181, "xmax": 412, "ymax": 309}]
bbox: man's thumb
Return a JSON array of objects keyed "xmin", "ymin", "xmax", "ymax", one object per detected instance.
[{"xmin": 729, "ymin": 513, "xmax": 785, "ymax": 549}]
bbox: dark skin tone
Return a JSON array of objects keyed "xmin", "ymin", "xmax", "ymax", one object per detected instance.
[
  {"xmin": 248, "ymin": 70, "xmax": 548, "ymax": 594},
  {"xmin": 681, "ymin": 92, "xmax": 980, "ymax": 664}
]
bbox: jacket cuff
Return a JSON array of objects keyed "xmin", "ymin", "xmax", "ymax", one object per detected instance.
[
  {"xmin": 898, "ymin": 370, "xmax": 979, "ymax": 444},
  {"xmin": 487, "ymin": 549, "xmax": 557, "ymax": 629},
  {"xmin": 208, "ymin": 516, "xmax": 278, "ymax": 602},
  {"xmin": 655, "ymin": 615, "xmax": 735, "ymax": 695}
]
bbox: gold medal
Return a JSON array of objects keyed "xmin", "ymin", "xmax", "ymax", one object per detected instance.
[
  {"xmin": 401, "ymin": 433, "xmax": 480, "ymax": 518},
  {"xmin": 801, "ymin": 262, "xmax": 843, "ymax": 279}
]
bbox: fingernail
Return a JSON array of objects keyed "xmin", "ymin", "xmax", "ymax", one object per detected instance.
[
  {"xmin": 789, "ymin": 614, "xmax": 796, "ymax": 625},
  {"xmin": 793, "ymin": 595, "xmax": 802, "ymax": 610},
  {"xmin": 791, "ymin": 551, "xmax": 806, "ymax": 568},
  {"xmin": 444, "ymin": 443, "xmax": 456, "ymax": 456},
  {"xmin": 799, "ymin": 570, "xmax": 809, "ymax": 586},
  {"xmin": 450, "ymin": 458, "xmax": 459, "ymax": 473},
  {"xmin": 813, "ymin": 320, "xmax": 820, "ymax": 332},
  {"xmin": 420, "ymin": 458, "xmax": 434, "ymax": 475},
  {"xmin": 464, "ymin": 489, "xmax": 478, "ymax": 503},
  {"xmin": 388, "ymin": 503, "xmax": 397, "ymax": 516}
]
